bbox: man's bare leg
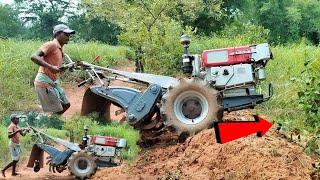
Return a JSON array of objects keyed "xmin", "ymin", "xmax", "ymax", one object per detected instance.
[{"xmin": 57, "ymin": 103, "xmax": 71, "ymax": 115}]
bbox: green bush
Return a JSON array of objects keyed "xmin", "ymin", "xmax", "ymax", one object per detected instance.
[{"xmin": 294, "ymin": 48, "xmax": 320, "ymax": 133}]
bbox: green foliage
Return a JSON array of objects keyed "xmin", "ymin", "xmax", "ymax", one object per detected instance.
[
  {"xmin": 295, "ymin": 49, "xmax": 320, "ymax": 133},
  {"xmin": 253, "ymin": 42, "xmax": 320, "ymax": 154},
  {"xmin": 69, "ymin": 15, "xmax": 121, "ymax": 45},
  {"xmin": 166, "ymin": 0, "xmax": 224, "ymax": 35},
  {"xmin": 304, "ymin": 136, "xmax": 320, "ymax": 156},
  {"xmin": 63, "ymin": 115, "xmax": 98, "ymax": 142},
  {"xmin": 220, "ymin": 22, "xmax": 269, "ymax": 44},
  {"xmin": 45, "ymin": 128, "xmax": 70, "ymax": 139},
  {"xmin": 83, "ymin": 0, "xmax": 259, "ymax": 75},
  {"xmin": 256, "ymin": 0, "xmax": 291, "ymax": 44},
  {"xmin": 1, "ymin": 112, "xmax": 64, "ymax": 129},
  {"xmin": 119, "ymin": 20, "xmax": 187, "ymax": 75},
  {"xmin": 0, "ymin": 5, "xmax": 26, "ymax": 38},
  {"xmin": 240, "ymin": 0, "xmax": 320, "ymax": 45},
  {"xmin": 294, "ymin": 0, "xmax": 320, "ymax": 45},
  {"xmin": 63, "ymin": 115, "xmax": 140, "ymax": 160},
  {"xmin": 0, "ymin": 39, "xmax": 40, "ymax": 117},
  {"xmin": 82, "ymin": 0, "xmax": 187, "ymax": 75},
  {"xmin": 256, "ymin": 43, "xmax": 310, "ymax": 127},
  {"xmin": 64, "ymin": 41, "xmax": 132, "ymax": 67},
  {"xmin": 0, "ymin": 0, "xmax": 319, "ymax": 46},
  {"xmin": 14, "ymin": 0, "xmax": 78, "ymax": 40}
]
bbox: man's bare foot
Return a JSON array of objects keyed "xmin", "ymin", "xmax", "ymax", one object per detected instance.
[
  {"xmin": 12, "ymin": 173, "xmax": 19, "ymax": 176},
  {"xmin": 1, "ymin": 170, "xmax": 5, "ymax": 177}
]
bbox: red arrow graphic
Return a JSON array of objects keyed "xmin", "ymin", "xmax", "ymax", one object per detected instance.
[{"xmin": 213, "ymin": 115, "xmax": 272, "ymax": 144}]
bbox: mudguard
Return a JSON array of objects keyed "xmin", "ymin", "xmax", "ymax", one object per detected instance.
[
  {"xmin": 27, "ymin": 144, "xmax": 44, "ymax": 168},
  {"xmin": 28, "ymin": 144, "xmax": 74, "ymax": 168},
  {"xmin": 81, "ymin": 84, "xmax": 162, "ymax": 125},
  {"xmin": 81, "ymin": 85, "xmax": 142, "ymax": 117}
]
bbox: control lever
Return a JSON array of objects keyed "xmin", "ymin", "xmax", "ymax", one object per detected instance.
[
  {"xmin": 77, "ymin": 78, "xmax": 92, "ymax": 87},
  {"xmin": 77, "ymin": 69, "xmax": 96, "ymax": 87},
  {"xmin": 59, "ymin": 62, "xmax": 76, "ymax": 72}
]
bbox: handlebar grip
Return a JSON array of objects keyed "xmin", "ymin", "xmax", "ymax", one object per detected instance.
[
  {"xmin": 77, "ymin": 80, "xmax": 87, "ymax": 87},
  {"xmin": 59, "ymin": 66, "xmax": 68, "ymax": 71}
]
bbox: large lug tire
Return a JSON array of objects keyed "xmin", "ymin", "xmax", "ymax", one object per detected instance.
[
  {"xmin": 68, "ymin": 151, "xmax": 97, "ymax": 180},
  {"xmin": 161, "ymin": 78, "xmax": 223, "ymax": 136}
]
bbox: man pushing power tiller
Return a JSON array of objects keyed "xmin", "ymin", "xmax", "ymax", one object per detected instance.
[
  {"xmin": 1, "ymin": 115, "xmax": 29, "ymax": 177},
  {"xmin": 31, "ymin": 24, "xmax": 75, "ymax": 114}
]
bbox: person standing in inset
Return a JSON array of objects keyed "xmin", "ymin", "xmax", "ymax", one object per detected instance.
[
  {"xmin": 31, "ymin": 24, "xmax": 75, "ymax": 114},
  {"xmin": 1, "ymin": 115, "xmax": 28, "ymax": 177}
]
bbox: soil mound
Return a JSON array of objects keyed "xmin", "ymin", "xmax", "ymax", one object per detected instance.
[{"xmin": 93, "ymin": 128, "xmax": 316, "ymax": 180}]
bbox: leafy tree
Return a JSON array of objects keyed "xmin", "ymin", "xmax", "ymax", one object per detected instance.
[
  {"xmin": 0, "ymin": 5, "xmax": 25, "ymax": 38},
  {"xmin": 69, "ymin": 14, "xmax": 121, "ymax": 45},
  {"xmin": 219, "ymin": 0, "xmax": 320, "ymax": 45},
  {"xmin": 294, "ymin": 0, "xmax": 320, "ymax": 45},
  {"xmin": 166, "ymin": 0, "xmax": 224, "ymax": 35},
  {"xmin": 14, "ymin": 0, "xmax": 78, "ymax": 39},
  {"xmin": 241, "ymin": 0, "xmax": 320, "ymax": 44},
  {"xmin": 81, "ymin": 0, "xmax": 227, "ymax": 74},
  {"xmin": 82, "ymin": 0, "xmax": 187, "ymax": 74},
  {"xmin": 253, "ymin": 0, "xmax": 290, "ymax": 44}
]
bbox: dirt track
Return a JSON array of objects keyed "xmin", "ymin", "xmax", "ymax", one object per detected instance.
[{"xmin": 3, "ymin": 62, "xmax": 319, "ymax": 180}]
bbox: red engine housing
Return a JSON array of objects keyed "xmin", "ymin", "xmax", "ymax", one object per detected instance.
[
  {"xmin": 91, "ymin": 135, "xmax": 118, "ymax": 147},
  {"xmin": 202, "ymin": 45, "xmax": 252, "ymax": 67}
]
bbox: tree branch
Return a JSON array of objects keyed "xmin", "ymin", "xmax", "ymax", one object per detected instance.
[
  {"xmin": 149, "ymin": 3, "xmax": 168, "ymax": 29},
  {"xmin": 139, "ymin": 0, "xmax": 156, "ymax": 20}
]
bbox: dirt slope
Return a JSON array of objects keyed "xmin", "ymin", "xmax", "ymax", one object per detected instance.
[
  {"xmin": 92, "ymin": 127, "xmax": 316, "ymax": 180},
  {"xmin": 5, "ymin": 126, "xmax": 316, "ymax": 180}
]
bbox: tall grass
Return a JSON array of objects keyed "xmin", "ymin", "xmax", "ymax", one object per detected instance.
[
  {"xmin": 257, "ymin": 42, "xmax": 320, "ymax": 133},
  {"xmin": 0, "ymin": 39, "xmax": 39, "ymax": 117},
  {"xmin": 0, "ymin": 124, "xmax": 9, "ymax": 167}
]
